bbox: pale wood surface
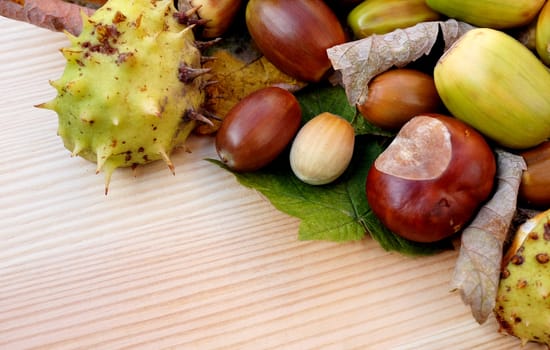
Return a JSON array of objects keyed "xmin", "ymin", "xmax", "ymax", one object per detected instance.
[{"xmin": 0, "ymin": 16, "xmax": 542, "ymax": 350}]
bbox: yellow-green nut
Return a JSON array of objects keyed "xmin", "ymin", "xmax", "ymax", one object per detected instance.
[
  {"xmin": 536, "ymin": 1, "xmax": 550, "ymax": 66},
  {"xmin": 433, "ymin": 28, "xmax": 550, "ymax": 150},
  {"xmin": 425, "ymin": 0, "xmax": 545, "ymax": 29},
  {"xmin": 347, "ymin": 0, "xmax": 441, "ymax": 39}
]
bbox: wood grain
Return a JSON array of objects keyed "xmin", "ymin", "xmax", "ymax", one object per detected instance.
[{"xmin": 0, "ymin": 16, "xmax": 543, "ymax": 350}]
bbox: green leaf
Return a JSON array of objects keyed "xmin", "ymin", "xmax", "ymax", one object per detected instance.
[
  {"xmin": 362, "ymin": 211, "xmax": 453, "ymax": 256},
  {"xmin": 210, "ymin": 136, "xmax": 381, "ymax": 242},
  {"xmin": 295, "ymin": 84, "xmax": 394, "ymax": 137},
  {"xmin": 209, "ymin": 85, "xmax": 450, "ymax": 256}
]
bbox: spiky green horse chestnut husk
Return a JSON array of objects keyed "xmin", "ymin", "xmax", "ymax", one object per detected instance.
[
  {"xmin": 38, "ymin": 0, "xmax": 208, "ymax": 193},
  {"xmin": 495, "ymin": 209, "xmax": 550, "ymax": 347}
]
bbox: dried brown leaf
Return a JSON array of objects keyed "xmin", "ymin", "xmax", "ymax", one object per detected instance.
[
  {"xmin": 199, "ymin": 49, "xmax": 306, "ymax": 134},
  {"xmin": 0, "ymin": 0, "xmax": 94, "ymax": 35},
  {"xmin": 65, "ymin": 0, "xmax": 105, "ymax": 8},
  {"xmin": 327, "ymin": 19, "xmax": 474, "ymax": 107},
  {"xmin": 450, "ymin": 149, "xmax": 526, "ymax": 324}
]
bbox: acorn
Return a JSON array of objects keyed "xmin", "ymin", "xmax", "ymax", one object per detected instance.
[
  {"xmin": 434, "ymin": 28, "xmax": 550, "ymax": 150},
  {"xmin": 181, "ymin": 0, "xmax": 244, "ymax": 38},
  {"xmin": 348, "ymin": 0, "xmax": 441, "ymax": 39},
  {"xmin": 425, "ymin": 0, "xmax": 545, "ymax": 29},
  {"xmin": 357, "ymin": 68, "xmax": 442, "ymax": 131},
  {"xmin": 518, "ymin": 141, "xmax": 550, "ymax": 208},
  {"xmin": 245, "ymin": 0, "xmax": 347, "ymax": 82},
  {"xmin": 215, "ymin": 87, "xmax": 302, "ymax": 172},
  {"xmin": 289, "ymin": 112, "xmax": 355, "ymax": 185}
]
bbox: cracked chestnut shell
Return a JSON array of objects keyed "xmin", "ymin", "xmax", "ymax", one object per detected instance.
[
  {"xmin": 215, "ymin": 87, "xmax": 302, "ymax": 172},
  {"xmin": 366, "ymin": 114, "xmax": 496, "ymax": 243},
  {"xmin": 245, "ymin": 0, "xmax": 347, "ymax": 82}
]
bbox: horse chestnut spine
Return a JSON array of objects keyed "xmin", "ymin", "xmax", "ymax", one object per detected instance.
[
  {"xmin": 215, "ymin": 87, "xmax": 302, "ymax": 172},
  {"xmin": 366, "ymin": 114, "xmax": 496, "ymax": 243},
  {"xmin": 245, "ymin": 0, "xmax": 347, "ymax": 82}
]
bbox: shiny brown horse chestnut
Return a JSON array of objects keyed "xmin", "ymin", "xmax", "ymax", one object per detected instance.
[
  {"xmin": 245, "ymin": 0, "xmax": 347, "ymax": 82},
  {"xmin": 215, "ymin": 87, "xmax": 302, "ymax": 172},
  {"xmin": 366, "ymin": 114, "xmax": 496, "ymax": 243}
]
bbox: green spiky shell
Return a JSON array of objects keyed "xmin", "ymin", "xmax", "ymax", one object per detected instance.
[
  {"xmin": 39, "ymin": 0, "xmax": 205, "ymax": 190},
  {"xmin": 495, "ymin": 209, "xmax": 550, "ymax": 347}
]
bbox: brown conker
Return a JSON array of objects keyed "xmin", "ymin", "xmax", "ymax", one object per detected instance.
[
  {"xmin": 366, "ymin": 114, "xmax": 496, "ymax": 243},
  {"xmin": 215, "ymin": 87, "xmax": 302, "ymax": 172},
  {"xmin": 357, "ymin": 68, "xmax": 443, "ymax": 130},
  {"xmin": 245, "ymin": 0, "xmax": 347, "ymax": 82}
]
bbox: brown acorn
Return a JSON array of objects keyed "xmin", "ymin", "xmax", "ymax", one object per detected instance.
[
  {"xmin": 519, "ymin": 141, "xmax": 550, "ymax": 208},
  {"xmin": 357, "ymin": 68, "xmax": 442, "ymax": 131},
  {"xmin": 245, "ymin": 0, "xmax": 347, "ymax": 82},
  {"xmin": 215, "ymin": 87, "xmax": 302, "ymax": 172}
]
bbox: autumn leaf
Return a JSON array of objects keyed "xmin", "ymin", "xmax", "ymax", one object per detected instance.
[
  {"xmin": 199, "ymin": 27, "xmax": 307, "ymax": 134},
  {"xmin": 327, "ymin": 19, "xmax": 475, "ymax": 107},
  {"xmin": 200, "ymin": 50, "xmax": 306, "ymax": 133},
  {"xmin": 450, "ymin": 149, "xmax": 526, "ymax": 324},
  {"xmin": 0, "ymin": 0, "xmax": 95, "ymax": 35},
  {"xmin": 65, "ymin": 0, "xmax": 105, "ymax": 8}
]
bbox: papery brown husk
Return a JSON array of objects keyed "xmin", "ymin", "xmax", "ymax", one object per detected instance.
[
  {"xmin": 327, "ymin": 19, "xmax": 475, "ymax": 107},
  {"xmin": 450, "ymin": 150, "xmax": 526, "ymax": 324},
  {"xmin": 0, "ymin": 0, "xmax": 94, "ymax": 35}
]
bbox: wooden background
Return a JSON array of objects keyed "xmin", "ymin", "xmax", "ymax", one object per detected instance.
[{"xmin": 0, "ymin": 15, "xmax": 543, "ymax": 350}]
